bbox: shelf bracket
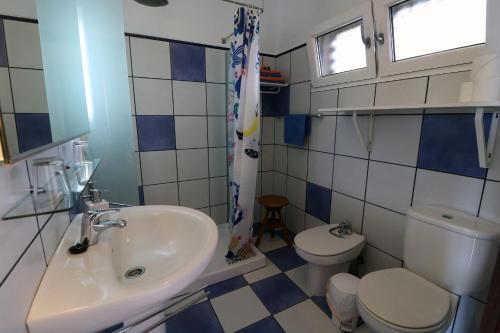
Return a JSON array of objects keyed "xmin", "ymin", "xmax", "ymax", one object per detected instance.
[
  {"xmin": 475, "ymin": 108, "xmax": 499, "ymax": 168},
  {"xmin": 352, "ymin": 112, "xmax": 374, "ymax": 152}
]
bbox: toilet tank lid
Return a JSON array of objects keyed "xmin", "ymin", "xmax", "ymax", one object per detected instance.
[{"xmin": 408, "ymin": 205, "xmax": 500, "ymax": 241}]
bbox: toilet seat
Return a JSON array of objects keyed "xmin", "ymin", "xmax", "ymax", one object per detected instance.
[
  {"xmin": 294, "ymin": 225, "xmax": 365, "ymax": 265},
  {"xmin": 357, "ymin": 268, "xmax": 452, "ymax": 333}
]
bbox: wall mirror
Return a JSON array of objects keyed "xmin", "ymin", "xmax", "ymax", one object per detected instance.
[{"xmin": 0, "ymin": 16, "xmax": 90, "ymax": 164}]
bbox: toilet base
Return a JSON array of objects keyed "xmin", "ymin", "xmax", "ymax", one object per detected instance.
[{"xmin": 306, "ymin": 262, "xmax": 350, "ymax": 296}]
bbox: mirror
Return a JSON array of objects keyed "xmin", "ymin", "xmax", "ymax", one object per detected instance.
[{"xmin": 0, "ymin": 17, "xmax": 90, "ymax": 163}]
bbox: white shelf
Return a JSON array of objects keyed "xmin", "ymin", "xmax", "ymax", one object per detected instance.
[{"xmin": 260, "ymin": 81, "xmax": 288, "ymax": 88}]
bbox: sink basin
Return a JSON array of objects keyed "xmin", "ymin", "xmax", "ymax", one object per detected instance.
[{"xmin": 27, "ymin": 205, "xmax": 218, "ymax": 333}]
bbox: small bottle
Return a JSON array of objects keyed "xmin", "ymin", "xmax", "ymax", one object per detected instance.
[{"xmin": 84, "ymin": 189, "xmax": 110, "ymax": 211}]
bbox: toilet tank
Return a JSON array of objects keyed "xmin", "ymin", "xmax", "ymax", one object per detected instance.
[{"xmin": 404, "ymin": 205, "xmax": 500, "ymax": 296}]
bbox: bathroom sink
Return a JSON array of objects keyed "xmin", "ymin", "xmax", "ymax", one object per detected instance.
[{"xmin": 27, "ymin": 205, "xmax": 218, "ymax": 333}]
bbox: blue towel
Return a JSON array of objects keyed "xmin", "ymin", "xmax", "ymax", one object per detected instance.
[{"xmin": 284, "ymin": 114, "xmax": 310, "ymax": 146}]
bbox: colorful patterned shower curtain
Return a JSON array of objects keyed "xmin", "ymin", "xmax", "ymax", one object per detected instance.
[{"xmin": 226, "ymin": 7, "xmax": 260, "ymax": 263}]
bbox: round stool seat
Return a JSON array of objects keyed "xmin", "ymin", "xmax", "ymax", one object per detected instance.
[{"xmin": 257, "ymin": 195, "xmax": 289, "ymax": 208}]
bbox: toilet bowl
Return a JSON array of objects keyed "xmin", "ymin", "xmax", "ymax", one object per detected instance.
[{"xmin": 294, "ymin": 224, "xmax": 365, "ymax": 296}]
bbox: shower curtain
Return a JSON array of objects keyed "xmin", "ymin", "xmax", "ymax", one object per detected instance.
[{"xmin": 226, "ymin": 7, "xmax": 260, "ymax": 263}]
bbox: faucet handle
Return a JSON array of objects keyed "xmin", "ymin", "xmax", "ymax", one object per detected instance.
[{"xmin": 87, "ymin": 208, "xmax": 120, "ymax": 224}]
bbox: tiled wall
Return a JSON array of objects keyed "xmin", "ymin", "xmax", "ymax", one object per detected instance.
[
  {"xmin": 0, "ymin": 18, "xmax": 52, "ymax": 156},
  {"xmin": 125, "ymin": 34, "xmax": 230, "ymax": 224},
  {"xmin": 258, "ymin": 45, "xmax": 500, "ymax": 333},
  {"xmin": 0, "ymin": 141, "xmax": 74, "ymax": 333}
]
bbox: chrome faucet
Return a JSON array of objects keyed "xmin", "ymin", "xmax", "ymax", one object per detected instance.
[
  {"xmin": 69, "ymin": 208, "xmax": 127, "ymax": 254},
  {"xmin": 329, "ymin": 220, "xmax": 353, "ymax": 238}
]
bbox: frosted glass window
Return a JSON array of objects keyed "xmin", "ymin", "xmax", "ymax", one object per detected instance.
[
  {"xmin": 316, "ymin": 20, "xmax": 367, "ymax": 77},
  {"xmin": 391, "ymin": 0, "xmax": 487, "ymax": 61}
]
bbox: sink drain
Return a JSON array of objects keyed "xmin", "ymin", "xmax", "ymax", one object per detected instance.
[{"xmin": 125, "ymin": 266, "xmax": 145, "ymax": 279}]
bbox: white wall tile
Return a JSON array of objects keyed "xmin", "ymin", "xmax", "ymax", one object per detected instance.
[
  {"xmin": 308, "ymin": 116, "xmax": 336, "ymax": 153},
  {"xmin": 208, "ymin": 116, "xmax": 226, "ymax": 147},
  {"xmin": 479, "ymin": 180, "xmax": 500, "ymax": 223},
  {"xmin": 210, "ymin": 177, "xmax": 228, "ymax": 205},
  {"xmin": 274, "ymin": 117, "xmax": 285, "ymax": 145},
  {"xmin": 130, "ymin": 37, "xmax": 171, "ymax": 79},
  {"xmin": 4, "ymin": 20, "xmax": 43, "ymax": 69},
  {"xmin": 290, "ymin": 82, "xmax": 310, "ymax": 114},
  {"xmin": 207, "ymin": 83, "xmax": 226, "ymax": 116},
  {"xmin": 305, "ymin": 214, "xmax": 326, "ymax": 230},
  {"xmin": 125, "ymin": 37, "xmax": 132, "ymax": 76},
  {"xmin": 274, "ymin": 172, "xmax": 287, "ymax": 197},
  {"xmin": 366, "ymin": 161, "xmax": 415, "ymax": 214},
  {"xmin": 0, "ymin": 68, "xmax": 14, "ymax": 114},
  {"xmin": 452, "ymin": 297, "xmax": 484, "ymax": 333},
  {"xmin": 290, "ymin": 47, "xmax": 310, "ymax": 84},
  {"xmin": 10, "ymin": 68, "xmax": 48, "ymax": 114},
  {"xmin": 331, "ymin": 192, "xmax": 364, "ymax": 234},
  {"xmin": 332, "ymin": 155, "xmax": 368, "ymax": 200},
  {"xmin": 205, "ymin": 48, "xmax": 226, "ymax": 84},
  {"xmin": 173, "ymin": 81, "xmax": 206, "ymax": 116},
  {"xmin": 371, "ymin": 115, "xmax": 422, "ymax": 166},
  {"xmin": 261, "ymin": 145, "xmax": 274, "ymax": 172},
  {"xmin": 359, "ymin": 244, "xmax": 402, "ymax": 277},
  {"xmin": 338, "ymin": 84, "xmax": 375, "ymax": 108},
  {"xmin": 176, "ymin": 148, "xmax": 208, "ymax": 181},
  {"xmin": 175, "ymin": 116, "xmax": 207, "ymax": 149},
  {"xmin": 2, "ymin": 114, "xmax": 19, "ymax": 156},
  {"xmin": 375, "ymin": 77, "xmax": 428, "ymax": 106},
  {"xmin": 413, "ymin": 169, "xmax": 483, "ymax": 215},
  {"xmin": 487, "ymin": 130, "xmax": 500, "ymax": 181},
  {"xmin": 210, "ymin": 204, "xmax": 228, "ymax": 225},
  {"xmin": 0, "ymin": 161, "xmax": 38, "ymax": 282},
  {"xmin": 335, "ymin": 115, "xmax": 370, "ymax": 159},
  {"xmin": 143, "ymin": 182, "xmax": 179, "ymax": 205},
  {"xmin": 40, "ymin": 212, "xmax": 70, "ymax": 263},
  {"xmin": 286, "ymin": 204, "xmax": 305, "ymax": 234},
  {"xmin": 363, "ymin": 204, "xmax": 406, "ymax": 260},
  {"xmin": 255, "ymin": 172, "xmax": 262, "ymax": 198},
  {"xmin": 140, "ymin": 151, "xmax": 177, "ymax": 185},
  {"xmin": 262, "ymin": 171, "xmax": 274, "ymax": 195},
  {"xmin": 0, "ymin": 237, "xmax": 46, "ymax": 333},
  {"xmin": 426, "ymin": 72, "xmax": 470, "ymax": 104},
  {"xmin": 307, "ymin": 151, "xmax": 333, "ymax": 188},
  {"xmin": 133, "ymin": 78, "xmax": 173, "ymax": 115},
  {"xmin": 261, "ymin": 56, "xmax": 275, "ymax": 70},
  {"xmin": 311, "ymin": 89, "xmax": 338, "ymax": 114},
  {"xmin": 276, "ymin": 53, "xmax": 291, "ymax": 83},
  {"xmin": 128, "ymin": 77, "xmax": 135, "ymax": 114},
  {"xmin": 131, "ymin": 117, "xmax": 139, "ymax": 151},
  {"xmin": 287, "ymin": 176, "xmax": 306, "ymax": 210},
  {"xmin": 261, "ymin": 117, "xmax": 275, "ymax": 144},
  {"xmin": 287, "ymin": 148, "xmax": 308, "ymax": 180},
  {"xmin": 274, "ymin": 145, "xmax": 287, "ymax": 174},
  {"xmin": 209, "ymin": 147, "xmax": 227, "ymax": 177},
  {"xmin": 179, "ymin": 179, "xmax": 209, "ymax": 209}
]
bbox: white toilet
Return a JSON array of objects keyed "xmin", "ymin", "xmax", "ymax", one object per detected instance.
[
  {"xmin": 294, "ymin": 223, "xmax": 365, "ymax": 296},
  {"xmin": 357, "ymin": 205, "xmax": 500, "ymax": 333}
]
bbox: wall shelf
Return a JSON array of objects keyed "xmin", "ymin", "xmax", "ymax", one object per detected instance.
[
  {"xmin": 2, "ymin": 159, "xmax": 100, "ymax": 221},
  {"xmin": 260, "ymin": 82, "xmax": 288, "ymax": 95}
]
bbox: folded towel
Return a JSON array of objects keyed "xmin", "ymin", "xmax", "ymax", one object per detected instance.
[
  {"xmin": 260, "ymin": 76, "xmax": 285, "ymax": 83},
  {"xmin": 260, "ymin": 72, "xmax": 282, "ymax": 78},
  {"xmin": 284, "ymin": 114, "xmax": 310, "ymax": 146}
]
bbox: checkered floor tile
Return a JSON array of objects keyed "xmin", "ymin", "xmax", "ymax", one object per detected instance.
[{"xmin": 163, "ymin": 235, "xmax": 367, "ymax": 333}]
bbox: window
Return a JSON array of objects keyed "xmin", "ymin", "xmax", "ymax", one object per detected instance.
[
  {"xmin": 374, "ymin": 0, "xmax": 487, "ymax": 76},
  {"xmin": 316, "ymin": 20, "xmax": 367, "ymax": 77},
  {"xmin": 307, "ymin": 2, "xmax": 376, "ymax": 87},
  {"xmin": 390, "ymin": 0, "xmax": 487, "ymax": 61}
]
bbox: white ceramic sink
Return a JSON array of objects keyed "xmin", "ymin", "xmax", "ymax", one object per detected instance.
[{"xmin": 27, "ymin": 205, "xmax": 218, "ymax": 333}]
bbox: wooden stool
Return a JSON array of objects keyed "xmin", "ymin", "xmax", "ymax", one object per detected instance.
[{"xmin": 255, "ymin": 195, "xmax": 292, "ymax": 247}]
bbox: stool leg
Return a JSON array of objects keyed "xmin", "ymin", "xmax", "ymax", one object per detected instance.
[
  {"xmin": 278, "ymin": 209, "xmax": 292, "ymax": 246},
  {"xmin": 255, "ymin": 208, "xmax": 269, "ymax": 247}
]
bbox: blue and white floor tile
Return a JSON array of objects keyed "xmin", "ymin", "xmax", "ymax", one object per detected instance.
[{"xmin": 164, "ymin": 235, "xmax": 370, "ymax": 333}]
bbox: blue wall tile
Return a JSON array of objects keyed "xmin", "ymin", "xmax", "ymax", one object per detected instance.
[
  {"xmin": 15, "ymin": 113, "xmax": 53, "ymax": 153},
  {"xmin": 262, "ymin": 86, "xmax": 289, "ymax": 117},
  {"xmin": 418, "ymin": 114, "xmax": 491, "ymax": 178},
  {"xmin": 305, "ymin": 182, "xmax": 331, "ymax": 222},
  {"xmin": 170, "ymin": 42, "xmax": 206, "ymax": 82},
  {"xmin": 0, "ymin": 20, "xmax": 7, "ymax": 67},
  {"xmin": 136, "ymin": 115, "xmax": 176, "ymax": 151},
  {"xmin": 206, "ymin": 275, "xmax": 247, "ymax": 299}
]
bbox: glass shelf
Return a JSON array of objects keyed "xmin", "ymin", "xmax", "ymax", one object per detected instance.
[{"xmin": 2, "ymin": 159, "xmax": 100, "ymax": 221}]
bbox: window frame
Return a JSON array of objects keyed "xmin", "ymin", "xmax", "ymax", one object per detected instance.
[
  {"xmin": 373, "ymin": 0, "xmax": 487, "ymax": 77},
  {"xmin": 307, "ymin": 1, "xmax": 377, "ymax": 87}
]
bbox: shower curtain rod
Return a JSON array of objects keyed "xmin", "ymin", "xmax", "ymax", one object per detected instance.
[{"xmin": 220, "ymin": 0, "xmax": 263, "ymax": 44}]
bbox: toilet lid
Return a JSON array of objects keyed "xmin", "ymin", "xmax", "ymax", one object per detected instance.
[
  {"xmin": 294, "ymin": 225, "xmax": 365, "ymax": 256},
  {"xmin": 358, "ymin": 268, "xmax": 451, "ymax": 330}
]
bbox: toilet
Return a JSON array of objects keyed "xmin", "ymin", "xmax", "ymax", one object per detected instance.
[
  {"xmin": 294, "ymin": 224, "xmax": 365, "ymax": 296},
  {"xmin": 356, "ymin": 205, "xmax": 500, "ymax": 333}
]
